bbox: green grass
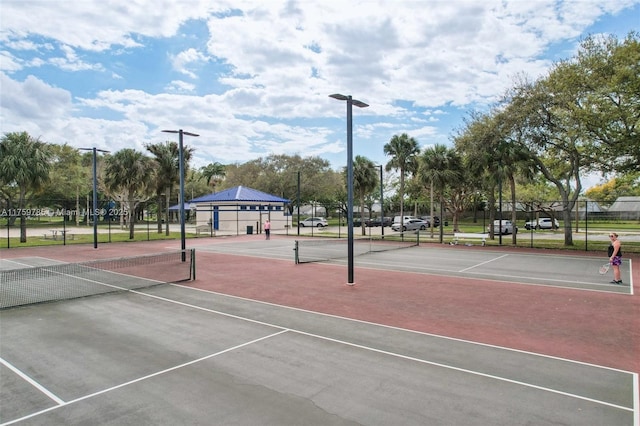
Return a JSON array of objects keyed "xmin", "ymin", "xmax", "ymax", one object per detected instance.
[{"xmin": 0, "ymin": 230, "xmax": 183, "ymax": 249}]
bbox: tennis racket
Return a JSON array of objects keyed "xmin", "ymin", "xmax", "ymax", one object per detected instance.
[{"xmin": 598, "ymin": 263, "xmax": 610, "ymax": 275}]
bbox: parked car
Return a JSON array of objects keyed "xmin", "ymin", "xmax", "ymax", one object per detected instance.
[
  {"xmin": 392, "ymin": 218, "xmax": 428, "ymax": 232},
  {"xmin": 419, "ymin": 215, "xmax": 442, "ymax": 227},
  {"xmin": 524, "ymin": 218, "xmax": 559, "ymax": 230},
  {"xmin": 353, "ymin": 217, "xmax": 391, "ymax": 227},
  {"xmin": 367, "ymin": 217, "xmax": 393, "ymax": 227},
  {"xmin": 392, "ymin": 215, "xmax": 417, "ymax": 226},
  {"xmin": 488, "ymin": 220, "xmax": 518, "ymax": 235},
  {"xmin": 300, "ymin": 217, "xmax": 328, "ymax": 227}
]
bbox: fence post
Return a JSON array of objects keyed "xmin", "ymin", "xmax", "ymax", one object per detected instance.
[{"xmin": 584, "ymin": 200, "xmax": 588, "ymax": 252}]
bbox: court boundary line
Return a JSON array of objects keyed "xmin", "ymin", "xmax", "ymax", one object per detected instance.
[
  {"xmin": 458, "ymin": 253, "xmax": 509, "ymax": 272},
  {"xmin": 351, "ymin": 259, "xmax": 633, "ymax": 295},
  {"xmin": 2, "ymin": 259, "xmax": 636, "ymax": 424},
  {"xmin": 0, "ymin": 257, "xmax": 67, "ymax": 269},
  {"xmin": 128, "ymin": 288, "xmax": 638, "ymax": 413},
  {"xmin": 127, "ymin": 288, "xmax": 639, "ymax": 413},
  {"xmin": 3, "ymin": 286, "xmax": 636, "ymax": 425},
  {"xmin": 290, "ymin": 328, "xmax": 636, "ymax": 413},
  {"xmin": 174, "ymin": 284, "xmax": 636, "ymax": 375},
  {"xmin": 193, "ymin": 248, "xmax": 632, "ymax": 294},
  {"xmin": 0, "ymin": 357, "xmax": 64, "ymax": 405},
  {"xmin": 0, "ymin": 330, "xmax": 289, "ymax": 426}
]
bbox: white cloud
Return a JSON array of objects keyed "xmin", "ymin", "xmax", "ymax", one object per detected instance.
[
  {"xmin": 0, "ymin": 0, "xmax": 638, "ymax": 176},
  {"xmin": 165, "ymin": 80, "xmax": 196, "ymax": 93},
  {"xmin": 0, "ymin": 51, "xmax": 22, "ymax": 72},
  {"xmin": 0, "ymin": 73, "xmax": 72, "ymax": 122},
  {"xmin": 170, "ymin": 48, "xmax": 208, "ymax": 78}
]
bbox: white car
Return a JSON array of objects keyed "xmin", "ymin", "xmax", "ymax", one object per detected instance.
[
  {"xmin": 488, "ymin": 220, "xmax": 517, "ymax": 235},
  {"xmin": 524, "ymin": 218, "xmax": 559, "ymax": 230},
  {"xmin": 392, "ymin": 218, "xmax": 428, "ymax": 231},
  {"xmin": 300, "ymin": 217, "xmax": 328, "ymax": 227}
]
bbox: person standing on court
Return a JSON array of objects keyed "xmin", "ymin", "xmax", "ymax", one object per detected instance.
[
  {"xmin": 608, "ymin": 232, "xmax": 622, "ymax": 284},
  {"xmin": 264, "ymin": 219, "xmax": 271, "ymax": 240}
]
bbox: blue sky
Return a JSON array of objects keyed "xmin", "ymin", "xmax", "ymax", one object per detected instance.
[{"xmin": 1, "ymin": 1, "xmax": 638, "ymax": 188}]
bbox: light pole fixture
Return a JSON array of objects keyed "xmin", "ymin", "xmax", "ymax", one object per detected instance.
[
  {"xmin": 79, "ymin": 147, "xmax": 110, "ymax": 249},
  {"xmin": 329, "ymin": 93, "xmax": 369, "ymax": 285},
  {"xmin": 162, "ymin": 129, "xmax": 199, "ymax": 261}
]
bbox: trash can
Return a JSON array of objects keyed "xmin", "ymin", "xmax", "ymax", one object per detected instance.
[{"xmin": 246, "ymin": 225, "xmax": 253, "ymax": 235}]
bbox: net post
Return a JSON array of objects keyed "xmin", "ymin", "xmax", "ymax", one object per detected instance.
[{"xmin": 294, "ymin": 240, "xmax": 299, "ymax": 264}]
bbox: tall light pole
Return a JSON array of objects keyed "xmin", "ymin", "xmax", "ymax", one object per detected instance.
[
  {"xmin": 79, "ymin": 147, "xmax": 109, "ymax": 249},
  {"xmin": 329, "ymin": 94, "xmax": 369, "ymax": 285},
  {"xmin": 162, "ymin": 129, "xmax": 199, "ymax": 261}
]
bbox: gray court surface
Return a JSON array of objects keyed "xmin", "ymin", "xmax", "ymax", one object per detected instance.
[
  {"xmin": 195, "ymin": 238, "xmax": 634, "ymax": 294},
  {"xmin": 0, "ymin": 256, "xmax": 637, "ymax": 425}
]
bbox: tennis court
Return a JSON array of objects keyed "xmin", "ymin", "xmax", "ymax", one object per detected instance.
[
  {"xmin": 196, "ymin": 236, "xmax": 633, "ymax": 294},
  {"xmin": 1, "ymin": 238, "xmax": 638, "ymax": 425}
]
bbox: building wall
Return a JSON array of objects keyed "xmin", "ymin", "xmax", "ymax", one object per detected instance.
[{"xmin": 194, "ymin": 202, "xmax": 291, "ymax": 233}]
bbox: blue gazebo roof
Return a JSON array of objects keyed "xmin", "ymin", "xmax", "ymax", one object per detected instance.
[{"xmin": 189, "ymin": 186, "xmax": 289, "ymax": 203}]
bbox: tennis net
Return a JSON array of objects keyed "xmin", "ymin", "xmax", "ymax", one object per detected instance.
[
  {"xmin": 294, "ymin": 232, "xmax": 420, "ymax": 264},
  {"xmin": 1, "ymin": 250, "xmax": 195, "ymax": 309}
]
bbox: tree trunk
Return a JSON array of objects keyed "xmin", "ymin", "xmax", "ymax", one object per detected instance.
[
  {"xmin": 510, "ymin": 175, "xmax": 518, "ymax": 245},
  {"xmin": 360, "ymin": 194, "xmax": 366, "ymax": 236},
  {"xmin": 429, "ymin": 179, "xmax": 435, "ymax": 238},
  {"xmin": 487, "ymin": 184, "xmax": 496, "ymax": 239},
  {"xmin": 165, "ymin": 188, "xmax": 171, "ymax": 236},
  {"xmin": 156, "ymin": 194, "xmax": 162, "ymax": 233},
  {"xmin": 19, "ymin": 189, "xmax": 26, "ymax": 243},
  {"xmin": 128, "ymin": 196, "xmax": 135, "ymax": 240},
  {"xmin": 76, "ymin": 188, "xmax": 80, "ymax": 226}
]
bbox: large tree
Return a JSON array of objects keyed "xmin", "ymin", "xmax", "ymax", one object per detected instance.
[
  {"xmin": 501, "ymin": 33, "xmax": 639, "ymax": 246},
  {"xmin": 220, "ymin": 154, "xmax": 342, "ymax": 216},
  {"xmin": 573, "ymin": 33, "xmax": 640, "ymax": 174},
  {"xmin": 504, "ymin": 74, "xmax": 585, "ymax": 246},
  {"xmin": 103, "ymin": 149, "xmax": 155, "ymax": 239},
  {"xmin": 0, "ymin": 132, "xmax": 50, "ymax": 242},
  {"xmin": 40, "ymin": 144, "xmax": 92, "ymax": 225},
  {"xmin": 384, "ymin": 133, "xmax": 420, "ymax": 228}
]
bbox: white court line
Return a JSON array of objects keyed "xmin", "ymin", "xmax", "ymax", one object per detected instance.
[
  {"xmin": 196, "ymin": 246, "xmax": 293, "ymax": 261},
  {"xmin": 1, "ymin": 259, "xmax": 34, "ymax": 268},
  {"xmin": 4, "ymin": 273, "xmax": 635, "ymax": 424},
  {"xmin": 175, "ymin": 284, "xmax": 636, "ymax": 374},
  {"xmin": 0, "ymin": 330, "xmax": 288, "ymax": 426},
  {"xmin": 0, "ymin": 257, "xmax": 65, "ymax": 269},
  {"xmin": 134, "ymin": 288, "xmax": 637, "ymax": 412},
  {"xmin": 0, "ymin": 357, "xmax": 65, "ymax": 405},
  {"xmin": 350, "ymin": 259, "xmax": 631, "ymax": 294},
  {"xmin": 458, "ymin": 253, "xmax": 509, "ymax": 272},
  {"xmin": 291, "ymin": 328, "xmax": 636, "ymax": 413}
]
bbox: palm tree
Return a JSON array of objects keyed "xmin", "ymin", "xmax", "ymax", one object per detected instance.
[
  {"xmin": 0, "ymin": 132, "xmax": 50, "ymax": 242},
  {"xmin": 199, "ymin": 162, "xmax": 226, "ymax": 191},
  {"xmin": 419, "ymin": 144, "xmax": 459, "ymax": 239},
  {"xmin": 103, "ymin": 149, "xmax": 155, "ymax": 239},
  {"xmin": 384, "ymin": 133, "xmax": 420, "ymax": 229},
  {"xmin": 145, "ymin": 141, "xmax": 194, "ymax": 235},
  {"xmin": 353, "ymin": 156, "xmax": 379, "ymax": 235}
]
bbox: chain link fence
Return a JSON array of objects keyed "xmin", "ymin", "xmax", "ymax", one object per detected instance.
[{"xmin": 1, "ymin": 199, "xmax": 638, "ymax": 253}]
